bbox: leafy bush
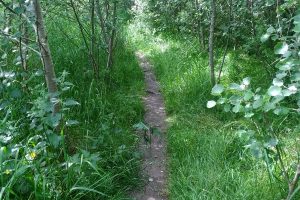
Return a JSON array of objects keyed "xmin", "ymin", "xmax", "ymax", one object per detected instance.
[{"xmin": 208, "ymin": 13, "xmax": 300, "ymax": 199}]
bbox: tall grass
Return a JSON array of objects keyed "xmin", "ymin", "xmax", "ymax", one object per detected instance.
[
  {"xmin": 126, "ymin": 15, "xmax": 289, "ymax": 199},
  {"xmin": 0, "ymin": 12, "xmax": 144, "ymax": 200},
  {"xmin": 46, "ymin": 17, "xmax": 145, "ymax": 199}
]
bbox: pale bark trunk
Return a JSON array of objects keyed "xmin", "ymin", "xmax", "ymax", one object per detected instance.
[
  {"xmin": 195, "ymin": 0, "xmax": 205, "ymax": 50},
  {"xmin": 209, "ymin": 0, "xmax": 216, "ymax": 86},
  {"xmin": 33, "ymin": 0, "xmax": 59, "ymax": 114},
  {"xmin": 217, "ymin": 0, "xmax": 232, "ymax": 83},
  {"xmin": 106, "ymin": 1, "xmax": 117, "ymax": 69}
]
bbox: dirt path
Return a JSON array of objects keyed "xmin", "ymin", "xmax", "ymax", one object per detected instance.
[{"xmin": 131, "ymin": 52, "xmax": 168, "ymax": 200}]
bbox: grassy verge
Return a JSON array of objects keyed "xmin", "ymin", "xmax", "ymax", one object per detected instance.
[
  {"xmin": 0, "ymin": 16, "xmax": 144, "ymax": 199},
  {"xmin": 47, "ymin": 19, "xmax": 145, "ymax": 199},
  {"xmin": 127, "ymin": 17, "xmax": 291, "ymax": 199}
]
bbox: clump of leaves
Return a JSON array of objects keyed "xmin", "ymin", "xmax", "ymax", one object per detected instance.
[{"xmin": 208, "ymin": 13, "xmax": 300, "ymax": 199}]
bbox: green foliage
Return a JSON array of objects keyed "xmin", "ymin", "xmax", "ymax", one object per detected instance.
[
  {"xmin": 128, "ymin": 1, "xmax": 300, "ymax": 198},
  {"xmin": 0, "ymin": 1, "xmax": 143, "ymax": 199},
  {"xmin": 208, "ymin": 12, "xmax": 300, "ymax": 198}
]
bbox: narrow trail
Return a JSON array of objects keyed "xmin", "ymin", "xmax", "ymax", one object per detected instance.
[{"xmin": 132, "ymin": 52, "xmax": 168, "ymax": 200}]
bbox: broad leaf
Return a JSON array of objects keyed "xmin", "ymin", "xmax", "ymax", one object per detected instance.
[
  {"xmin": 288, "ymin": 85, "xmax": 297, "ymax": 94},
  {"xmin": 276, "ymin": 72, "xmax": 287, "ymax": 79},
  {"xmin": 261, "ymin": 34, "xmax": 270, "ymax": 42},
  {"xmin": 264, "ymin": 102, "xmax": 276, "ymax": 112},
  {"xmin": 293, "ymin": 24, "xmax": 300, "ymax": 33},
  {"xmin": 133, "ymin": 122, "xmax": 149, "ymax": 130},
  {"xmin": 207, "ymin": 100, "xmax": 217, "ymax": 108},
  {"xmin": 229, "ymin": 83, "xmax": 242, "ymax": 91},
  {"xmin": 244, "ymin": 90, "xmax": 254, "ymax": 101},
  {"xmin": 211, "ymin": 84, "xmax": 224, "ymax": 95},
  {"xmin": 224, "ymin": 104, "xmax": 231, "ymax": 112},
  {"xmin": 274, "ymin": 42, "xmax": 289, "ymax": 55},
  {"xmin": 253, "ymin": 98, "xmax": 263, "ymax": 109},
  {"xmin": 66, "ymin": 120, "xmax": 79, "ymax": 126},
  {"xmin": 242, "ymin": 77, "xmax": 251, "ymax": 86},
  {"xmin": 64, "ymin": 99, "xmax": 80, "ymax": 106},
  {"xmin": 274, "ymin": 107, "xmax": 289, "ymax": 115},
  {"xmin": 273, "ymin": 78, "xmax": 283, "ymax": 86},
  {"xmin": 245, "ymin": 112, "xmax": 254, "ymax": 118},
  {"xmin": 268, "ymin": 86, "xmax": 282, "ymax": 96},
  {"xmin": 232, "ymin": 104, "xmax": 242, "ymax": 113}
]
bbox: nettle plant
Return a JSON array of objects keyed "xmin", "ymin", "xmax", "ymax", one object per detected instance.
[
  {"xmin": 208, "ymin": 14, "xmax": 300, "ymax": 199},
  {"xmin": 0, "ymin": 70, "xmax": 82, "ymax": 199}
]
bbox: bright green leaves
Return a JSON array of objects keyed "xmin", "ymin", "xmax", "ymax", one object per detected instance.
[
  {"xmin": 211, "ymin": 84, "xmax": 224, "ymax": 95},
  {"xmin": 274, "ymin": 107, "xmax": 289, "ymax": 115},
  {"xmin": 229, "ymin": 83, "xmax": 242, "ymax": 91},
  {"xmin": 294, "ymin": 24, "xmax": 300, "ymax": 33},
  {"xmin": 276, "ymin": 59, "xmax": 294, "ymax": 70},
  {"xmin": 244, "ymin": 90, "xmax": 254, "ymax": 101},
  {"xmin": 242, "ymin": 77, "xmax": 251, "ymax": 86},
  {"xmin": 48, "ymin": 133, "xmax": 62, "ymax": 148},
  {"xmin": 253, "ymin": 97, "xmax": 263, "ymax": 109},
  {"xmin": 133, "ymin": 122, "xmax": 149, "ymax": 131},
  {"xmin": 274, "ymin": 42, "xmax": 289, "ymax": 55},
  {"xmin": 260, "ymin": 34, "xmax": 270, "ymax": 42},
  {"xmin": 64, "ymin": 99, "xmax": 80, "ymax": 106},
  {"xmin": 66, "ymin": 120, "xmax": 79, "ymax": 126},
  {"xmin": 293, "ymin": 14, "xmax": 300, "ymax": 32},
  {"xmin": 292, "ymin": 73, "xmax": 300, "ymax": 81},
  {"xmin": 268, "ymin": 86, "xmax": 282, "ymax": 96},
  {"xmin": 207, "ymin": 100, "xmax": 217, "ymax": 108},
  {"xmin": 208, "ymin": 84, "xmax": 224, "ymax": 108},
  {"xmin": 14, "ymin": 6, "xmax": 26, "ymax": 15},
  {"xmin": 273, "ymin": 78, "xmax": 283, "ymax": 87},
  {"xmin": 232, "ymin": 104, "xmax": 243, "ymax": 113},
  {"xmin": 261, "ymin": 26, "xmax": 275, "ymax": 42}
]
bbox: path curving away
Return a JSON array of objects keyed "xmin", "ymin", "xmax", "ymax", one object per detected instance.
[{"xmin": 131, "ymin": 52, "xmax": 168, "ymax": 200}]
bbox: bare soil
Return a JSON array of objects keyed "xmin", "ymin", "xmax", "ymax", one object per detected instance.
[{"xmin": 131, "ymin": 52, "xmax": 168, "ymax": 200}]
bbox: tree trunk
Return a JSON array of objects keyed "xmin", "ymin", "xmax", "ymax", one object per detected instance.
[
  {"xmin": 248, "ymin": 0, "xmax": 256, "ymax": 37},
  {"xmin": 90, "ymin": 0, "xmax": 99, "ymax": 77},
  {"xmin": 106, "ymin": 1, "xmax": 117, "ymax": 69},
  {"xmin": 95, "ymin": 0, "xmax": 109, "ymax": 45},
  {"xmin": 286, "ymin": 164, "xmax": 300, "ymax": 200},
  {"xmin": 33, "ymin": 0, "xmax": 60, "ymax": 114},
  {"xmin": 218, "ymin": 0, "xmax": 232, "ymax": 83},
  {"xmin": 70, "ymin": 0, "xmax": 98, "ymax": 78},
  {"xmin": 195, "ymin": 0, "xmax": 205, "ymax": 50},
  {"xmin": 209, "ymin": 0, "xmax": 216, "ymax": 86},
  {"xmin": 19, "ymin": 1, "xmax": 28, "ymax": 71}
]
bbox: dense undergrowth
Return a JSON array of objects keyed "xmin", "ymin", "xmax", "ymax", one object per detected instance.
[
  {"xmin": 127, "ymin": 12, "xmax": 300, "ymax": 199},
  {"xmin": 0, "ymin": 14, "xmax": 144, "ymax": 200}
]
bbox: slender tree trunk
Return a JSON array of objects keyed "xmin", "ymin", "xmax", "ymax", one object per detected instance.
[
  {"xmin": 33, "ymin": 0, "xmax": 60, "ymax": 114},
  {"xmin": 22, "ymin": 24, "xmax": 29, "ymax": 71},
  {"xmin": 209, "ymin": 0, "xmax": 216, "ymax": 86},
  {"xmin": 218, "ymin": 0, "xmax": 232, "ymax": 83},
  {"xmin": 90, "ymin": 0, "xmax": 99, "ymax": 77},
  {"xmin": 249, "ymin": 0, "xmax": 256, "ymax": 37},
  {"xmin": 95, "ymin": 0, "xmax": 109, "ymax": 45},
  {"xmin": 106, "ymin": 1, "xmax": 117, "ymax": 69},
  {"xmin": 286, "ymin": 164, "xmax": 300, "ymax": 200},
  {"xmin": 19, "ymin": 1, "xmax": 28, "ymax": 71},
  {"xmin": 70, "ymin": 0, "xmax": 98, "ymax": 78},
  {"xmin": 195, "ymin": 0, "xmax": 205, "ymax": 50}
]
